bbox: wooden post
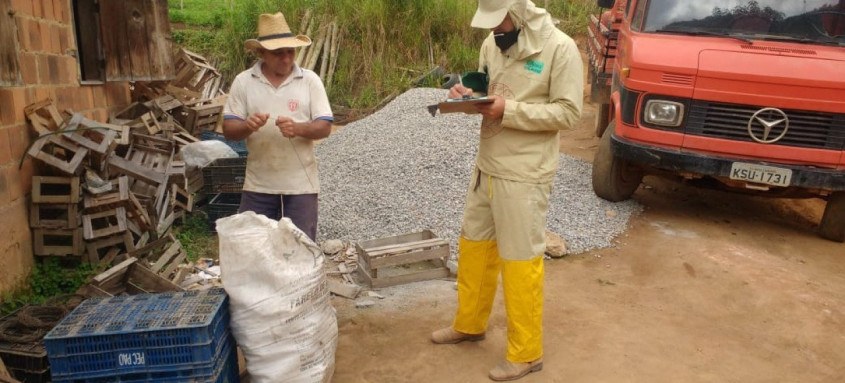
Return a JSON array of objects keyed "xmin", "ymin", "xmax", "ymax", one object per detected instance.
[
  {"xmin": 327, "ymin": 26, "xmax": 341, "ymax": 92},
  {"xmin": 319, "ymin": 22, "xmax": 333, "ymax": 79}
]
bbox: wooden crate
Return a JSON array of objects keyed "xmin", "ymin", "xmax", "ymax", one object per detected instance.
[
  {"xmin": 27, "ymin": 135, "xmax": 88, "ymax": 175},
  {"xmin": 30, "ymin": 203, "xmax": 79, "ymax": 229},
  {"xmin": 31, "ymin": 176, "xmax": 80, "ymax": 204},
  {"xmin": 33, "ymin": 228, "xmax": 84, "ymax": 256},
  {"xmin": 182, "ymin": 100, "xmax": 223, "ymax": 135},
  {"xmin": 82, "ymin": 207, "xmax": 128, "ymax": 240},
  {"xmin": 355, "ymin": 230, "xmax": 450, "ymax": 288},
  {"xmin": 172, "ymin": 48, "xmax": 220, "ymax": 93}
]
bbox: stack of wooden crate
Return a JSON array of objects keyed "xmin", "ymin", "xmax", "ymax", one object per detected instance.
[
  {"xmin": 23, "ymin": 98, "xmax": 198, "ymax": 282},
  {"xmin": 30, "ymin": 176, "xmax": 84, "ymax": 258}
]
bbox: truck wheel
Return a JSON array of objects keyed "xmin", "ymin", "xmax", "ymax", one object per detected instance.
[
  {"xmin": 595, "ymin": 103, "xmax": 611, "ymax": 137},
  {"xmin": 819, "ymin": 192, "xmax": 845, "ymax": 242},
  {"xmin": 592, "ymin": 122, "xmax": 643, "ymax": 202}
]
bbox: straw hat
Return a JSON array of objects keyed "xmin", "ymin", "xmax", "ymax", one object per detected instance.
[
  {"xmin": 244, "ymin": 12, "xmax": 312, "ymax": 51},
  {"xmin": 471, "ymin": 0, "xmax": 518, "ymax": 28}
]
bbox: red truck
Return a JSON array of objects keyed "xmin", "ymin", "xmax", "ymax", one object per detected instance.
[{"xmin": 587, "ymin": 0, "xmax": 845, "ymax": 241}]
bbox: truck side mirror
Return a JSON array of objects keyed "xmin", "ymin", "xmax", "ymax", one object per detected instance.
[{"xmin": 597, "ymin": 0, "xmax": 614, "ymax": 8}]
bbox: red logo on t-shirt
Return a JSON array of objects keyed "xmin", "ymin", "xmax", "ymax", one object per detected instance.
[{"xmin": 288, "ymin": 99, "xmax": 299, "ymax": 112}]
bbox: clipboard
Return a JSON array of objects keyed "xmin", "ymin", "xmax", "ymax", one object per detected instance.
[{"xmin": 436, "ymin": 97, "xmax": 493, "ymax": 114}]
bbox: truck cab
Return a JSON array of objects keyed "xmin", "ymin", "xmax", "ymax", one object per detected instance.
[{"xmin": 587, "ymin": 0, "xmax": 845, "ymax": 241}]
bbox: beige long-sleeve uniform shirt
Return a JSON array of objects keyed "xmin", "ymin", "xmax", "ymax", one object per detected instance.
[{"xmin": 476, "ymin": 7, "xmax": 583, "ymax": 184}]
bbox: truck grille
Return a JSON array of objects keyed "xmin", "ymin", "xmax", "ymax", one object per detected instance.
[{"xmin": 686, "ymin": 101, "xmax": 845, "ymax": 150}]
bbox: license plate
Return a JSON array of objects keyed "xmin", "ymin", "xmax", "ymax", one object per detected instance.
[{"xmin": 729, "ymin": 162, "xmax": 792, "ymax": 187}]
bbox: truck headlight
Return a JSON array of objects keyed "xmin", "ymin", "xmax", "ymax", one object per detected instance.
[{"xmin": 644, "ymin": 100, "xmax": 684, "ymax": 127}]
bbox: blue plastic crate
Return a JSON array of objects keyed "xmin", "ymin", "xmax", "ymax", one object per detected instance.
[
  {"xmin": 45, "ymin": 289, "xmax": 231, "ymax": 380},
  {"xmin": 53, "ymin": 335, "xmax": 238, "ymax": 383},
  {"xmin": 199, "ymin": 131, "xmax": 247, "ymax": 157}
]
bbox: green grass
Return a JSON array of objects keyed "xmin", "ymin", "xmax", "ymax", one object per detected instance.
[
  {"xmin": 171, "ymin": 0, "xmax": 597, "ymax": 113},
  {"xmin": 168, "ymin": 0, "xmax": 229, "ymax": 27},
  {"xmin": 1, "ymin": 259, "xmax": 99, "ymax": 316},
  {"xmin": 173, "ymin": 213, "xmax": 218, "ymax": 263}
]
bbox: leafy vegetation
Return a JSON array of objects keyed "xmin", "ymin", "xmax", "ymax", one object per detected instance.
[
  {"xmin": 1, "ymin": 259, "xmax": 98, "ymax": 315},
  {"xmin": 173, "ymin": 213, "xmax": 218, "ymax": 263},
  {"xmin": 170, "ymin": 0, "xmax": 597, "ymax": 114}
]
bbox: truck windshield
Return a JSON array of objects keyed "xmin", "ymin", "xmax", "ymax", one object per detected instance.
[{"xmin": 644, "ymin": 0, "xmax": 845, "ymax": 45}]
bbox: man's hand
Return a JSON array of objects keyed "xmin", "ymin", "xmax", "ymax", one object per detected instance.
[
  {"xmin": 476, "ymin": 95, "xmax": 505, "ymax": 120},
  {"xmin": 448, "ymin": 84, "xmax": 474, "ymax": 99},
  {"xmin": 276, "ymin": 116, "xmax": 298, "ymax": 138},
  {"xmin": 246, "ymin": 113, "xmax": 270, "ymax": 132}
]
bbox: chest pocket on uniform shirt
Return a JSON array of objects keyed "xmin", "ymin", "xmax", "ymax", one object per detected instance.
[{"xmin": 517, "ymin": 59, "xmax": 549, "ymax": 86}]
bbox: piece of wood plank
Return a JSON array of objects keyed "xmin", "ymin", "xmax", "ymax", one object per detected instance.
[
  {"xmin": 108, "ymin": 153, "xmax": 167, "ymax": 185},
  {"xmin": 160, "ymin": 250, "xmax": 187, "ymax": 278},
  {"xmin": 359, "ymin": 263, "xmax": 450, "ymax": 289},
  {"xmin": 364, "ymin": 238, "xmax": 447, "ymax": 257},
  {"xmin": 92, "ymin": 257, "xmax": 137, "ymax": 285},
  {"xmin": 358, "ymin": 230, "xmax": 436, "ymax": 249},
  {"xmin": 320, "ymin": 22, "xmax": 333, "ymax": 79},
  {"xmin": 129, "ymin": 233, "xmax": 175, "ymax": 258},
  {"xmin": 124, "ymin": 0, "xmax": 152, "ymax": 79},
  {"xmin": 144, "ymin": 0, "xmax": 173, "ymax": 79},
  {"xmin": 150, "ymin": 242, "xmax": 182, "ymax": 273},
  {"xmin": 126, "ymin": 263, "xmax": 184, "ymax": 292},
  {"xmin": 100, "ymin": 0, "xmax": 131, "ymax": 80},
  {"xmin": 0, "ymin": 0, "xmax": 21, "ymax": 86},
  {"xmin": 171, "ymin": 266, "xmax": 190, "ymax": 285},
  {"xmin": 328, "ymin": 280, "xmax": 361, "ymax": 299},
  {"xmin": 368, "ymin": 245, "xmax": 449, "ymax": 269},
  {"xmin": 76, "ymin": 283, "xmax": 114, "ymax": 298}
]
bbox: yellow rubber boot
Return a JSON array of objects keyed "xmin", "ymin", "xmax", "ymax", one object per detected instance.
[
  {"xmin": 501, "ymin": 256, "xmax": 544, "ymax": 363},
  {"xmin": 453, "ymin": 237, "xmax": 501, "ymax": 335}
]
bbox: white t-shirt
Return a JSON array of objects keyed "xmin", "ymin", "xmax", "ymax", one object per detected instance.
[{"xmin": 224, "ymin": 61, "xmax": 333, "ymax": 194}]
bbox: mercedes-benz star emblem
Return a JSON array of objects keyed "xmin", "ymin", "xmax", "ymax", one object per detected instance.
[{"xmin": 747, "ymin": 108, "xmax": 789, "ymax": 144}]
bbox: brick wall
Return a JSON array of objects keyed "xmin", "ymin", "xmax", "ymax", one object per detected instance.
[{"xmin": 0, "ymin": 0, "xmax": 132, "ymax": 294}]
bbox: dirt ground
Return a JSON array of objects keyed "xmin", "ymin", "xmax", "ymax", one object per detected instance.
[{"xmin": 327, "ymin": 100, "xmax": 845, "ymax": 382}]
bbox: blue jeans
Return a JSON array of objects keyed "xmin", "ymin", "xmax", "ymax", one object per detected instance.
[{"xmin": 237, "ymin": 191, "xmax": 318, "ymax": 241}]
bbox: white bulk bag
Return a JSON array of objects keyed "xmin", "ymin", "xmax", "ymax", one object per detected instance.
[{"xmin": 217, "ymin": 212, "xmax": 337, "ymax": 383}]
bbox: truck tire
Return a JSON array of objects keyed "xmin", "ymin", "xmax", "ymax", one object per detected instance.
[
  {"xmin": 819, "ymin": 192, "xmax": 845, "ymax": 242},
  {"xmin": 595, "ymin": 103, "xmax": 611, "ymax": 137},
  {"xmin": 592, "ymin": 122, "xmax": 643, "ymax": 202}
]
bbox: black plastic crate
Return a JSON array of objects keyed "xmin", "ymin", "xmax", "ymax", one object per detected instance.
[
  {"xmin": 8, "ymin": 367, "xmax": 50, "ymax": 383},
  {"xmin": 202, "ymin": 157, "xmax": 247, "ymax": 194},
  {"xmin": 203, "ymin": 193, "xmax": 241, "ymax": 232},
  {"xmin": 0, "ymin": 311, "xmax": 51, "ymax": 379},
  {"xmin": 0, "ymin": 340, "xmax": 48, "ymax": 373}
]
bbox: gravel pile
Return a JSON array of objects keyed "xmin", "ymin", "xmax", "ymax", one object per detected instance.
[{"xmin": 316, "ymin": 88, "xmax": 640, "ymax": 255}]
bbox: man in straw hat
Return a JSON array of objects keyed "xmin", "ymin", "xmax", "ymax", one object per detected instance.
[
  {"xmin": 430, "ymin": 0, "xmax": 582, "ymax": 380},
  {"xmin": 223, "ymin": 12, "xmax": 333, "ymax": 241}
]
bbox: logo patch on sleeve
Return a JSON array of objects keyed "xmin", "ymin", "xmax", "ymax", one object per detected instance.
[{"xmin": 524, "ymin": 60, "xmax": 544, "ymax": 74}]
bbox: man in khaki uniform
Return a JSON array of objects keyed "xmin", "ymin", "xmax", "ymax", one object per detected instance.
[
  {"xmin": 431, "ymin": 0, "xmax": 583, "ymax": 381},
  {"xmin": 223, "ymin": 12, "xmax": 333, "ymax": 241}
]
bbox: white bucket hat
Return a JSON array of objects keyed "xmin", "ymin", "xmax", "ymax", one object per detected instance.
[
  {"xmin": 244, "ymin": 12, "xmax": 312, "ymax": 51},
  {"xmin": 471, "ymin": 0, "xmax": 518, "ymax": 29}
]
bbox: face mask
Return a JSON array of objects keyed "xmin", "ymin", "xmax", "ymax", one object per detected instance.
[{"xmin": 494, "ymin": 29, "xmax": 520, "ymax": 51}]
